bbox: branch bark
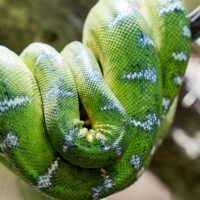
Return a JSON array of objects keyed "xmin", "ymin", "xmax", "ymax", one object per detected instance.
[{"xmin": 189, "ymin": 6, "xmax": 200, "ymax": 41}]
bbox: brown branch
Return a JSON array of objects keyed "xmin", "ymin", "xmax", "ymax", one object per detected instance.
[{"xmin": 189, "ymin": 6, "xmax": 200, "ymax": 41}]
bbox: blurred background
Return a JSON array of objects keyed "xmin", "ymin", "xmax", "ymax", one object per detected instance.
[{"xmin": 0, "ymin": 0, "xmax": 200, "ymax": 199}]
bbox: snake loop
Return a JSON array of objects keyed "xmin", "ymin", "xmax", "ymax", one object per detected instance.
[{"xmin": 0, "ymin": 0, "xmax": 191, "ymax": 199}]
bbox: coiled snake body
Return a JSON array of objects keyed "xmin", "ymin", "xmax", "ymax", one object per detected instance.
[{"xmin": 0, "ymin": 0, "xmax": 191, "ymax": 199}]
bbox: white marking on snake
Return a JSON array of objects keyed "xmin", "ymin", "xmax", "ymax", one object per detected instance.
[
  {"xmin": 158, "ymin": 1, "xmax": 185, "ymax": 16},
  {"xmin": 112, "ymin": 128, "xmax": 125, "ymax": 157},
  {"xmin": 137, "ymin": 33, "xmax": 155, "ymax": 48},
  {"xmin": 121, "ymin": 67, "xmax": 157, "ymax": 84},
  {"xmin": 162, "ymin": 98, "xmax": 171, "ymax": 119},
  {"xmin": 172, "ymin": 52, "xmax": 187, "ymax": 62},
  {"xmin": 63, "ymin": 126, "xmax": 78, "ymax": 152},
  {"xmin": 3, "ymin": 132, "xmax": 19, "ymax": 148},
  {"xmin": 38, "ymin": 158, "xmax": 60, "ymax": 189},
  {"xmin": 174, "ymin": 74, "xmax": 184, "ymax": 86},
  {"xmin": 130, "ymin": 113, "xmax": 158, "ymax": 132},
  {"xmin": 96, "ymin": 133, "xmax": 110, "ymax": 152},
  {"xmin": 95, "ymin": 125, "xmax": 123, "ymax": 153},
  {"xmin": 107, "ymin": 1, "xmax": 137, "ymax": 28},
  {"xmin": 101, "ymin": 102, "xmax": 124, "ymax": 112},
  {"xmin": 112, "ymin": 139, "xmax": 122, "ymax": 157},
  {"xmin": 96, "ymin": 130, "xmax": 123, "ymax": 154},
  {"xmin": 0, "ymin": 96, "xmax": 30, "ymax": 115},
  {"xmin": 100, "ymin": 140, "xmax": 110, "ymax": 152},
  {"xmin": 36, "ymin": 52, "xmax": 54, "ymax": 65},
  {"xmin": 130, "ymin": 154, "xmax": 142, "ymax": 170},
  {"xmin": 182, "ymin": 25, "xmax": 191, "ymax": 38},
  {"xmin": 45, "ymin": 86, "xmax": 74, "ymax": 99},
  {"xmin": 96, "ymin": 133, "xmax": 107, "ymax": 140},
  {"xmin": 92, "ymin": 168, "xmax": 115, "ymax": 200},
  {"xmin": 36, "ymin": 51, "xmax": 62, "ymax": 73}
]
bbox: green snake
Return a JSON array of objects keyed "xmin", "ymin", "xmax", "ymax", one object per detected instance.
[{"xmin": 0, "ymin": 0, "xmax": 191, "ymax": 199}]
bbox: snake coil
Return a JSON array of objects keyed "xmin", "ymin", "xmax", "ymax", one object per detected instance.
[{"xmin": 0, "ymin": 0, "xmax": 191, "ymax": 199}]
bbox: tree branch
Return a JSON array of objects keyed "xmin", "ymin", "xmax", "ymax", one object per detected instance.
[{"xmin": 189, "ymin": 6, "xmax": 200, "ymax": 41}]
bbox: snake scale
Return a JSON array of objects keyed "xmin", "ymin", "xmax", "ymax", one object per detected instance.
[{"xmin": 0, "ymin": 0, "xmax": 191, "ymax": 199}]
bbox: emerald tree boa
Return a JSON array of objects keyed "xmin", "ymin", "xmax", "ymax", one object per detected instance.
[{"xmin": 0, "ymin": 0, "xmax": 191, "ymax": 199}]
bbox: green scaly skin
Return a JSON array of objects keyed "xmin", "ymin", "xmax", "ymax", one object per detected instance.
[{"xmin": 0, "ymin": 0, "xmax": 191, "ymax": 199}]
